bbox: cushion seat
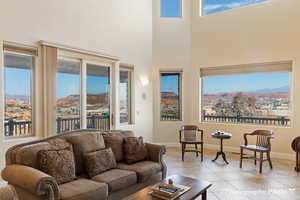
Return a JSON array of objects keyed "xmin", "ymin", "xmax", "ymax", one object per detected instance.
[
  {"xmin": 92, "ymin": 169, "xmax": 137, "ymax": 192},
  {"xmin": 240, "ymin": 145, "xmax": 269, "ymax": 152},
  {"xmin": 59, "ymin": 178, "xmax": 108, "ymax": 200},
  {"xmin": 117, "ymin": 161, "xmax": 161, "ymax": 182}
]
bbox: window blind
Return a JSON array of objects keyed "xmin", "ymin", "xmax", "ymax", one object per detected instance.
[{"xmin": 200, "ymin": 61, "xmax": 292, "ymax": 77}]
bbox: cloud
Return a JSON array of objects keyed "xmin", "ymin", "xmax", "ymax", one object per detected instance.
[{"xmin": 203, "ymin": 0, "xmax": 268, "ymax": 13}]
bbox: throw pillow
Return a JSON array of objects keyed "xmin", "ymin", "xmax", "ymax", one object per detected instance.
[
  {"xmin": 123, "ymin": 137, "xmax": 148, "ymax": 164},
  {"xmin": 38, "ymin": 149, "xmax": 76, "ymax": 184},
  {"xmin": 84, "ymin": 148, "xmax": 117, "ymax": 178}
]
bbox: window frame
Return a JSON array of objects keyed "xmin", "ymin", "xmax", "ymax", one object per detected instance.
[
  {"xmin": 160, "ymin": 0, "xmax": 183, "ymax": 18},
  {"xmin": 119, "ymin": 66, "xmax": 134, "ymax": 125},
  {"xmin": 199, "ymin": 62, "xmax": 293, "ymax": 127},
  {"xmin": 3, "ymin": 49, "xmax": 37, "ymax": 138},
  {"xmin": 160, "ymin": 71, "xmax": 183, "ymax": 122}
]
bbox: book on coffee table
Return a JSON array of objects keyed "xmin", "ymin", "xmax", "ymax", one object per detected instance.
[{"xmin": 149, "ymin": 183, "xmax": 191, "ymax": 200}]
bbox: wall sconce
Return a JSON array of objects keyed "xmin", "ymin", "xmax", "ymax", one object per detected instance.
[{"xmin": 140, "ymin": 76, "xmax": 149, "ymax": 86}]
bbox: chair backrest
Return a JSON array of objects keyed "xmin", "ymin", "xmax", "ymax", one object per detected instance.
[
  {"xmin": 253, "ymin": 130, "xmax": 274, "ymax": 148},
  {"xmin": 180, "ymin": 125, "xmax": 199, "ymax": 142}
]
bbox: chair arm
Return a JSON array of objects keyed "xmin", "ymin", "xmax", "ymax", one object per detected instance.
[
  {"xmin": 243, "ymin": 133, "xmax": 253, "ymax": 146},
  {"xmin": 1, "ymin": 165, "xmax": 59, "ymax": 200},
  {"xmin": 0, "ymin": 185, "xmax": 19, "ymax": 200},
  {"xmin": 146, "ymin": 143, "xmax": 166, "ymax": 162}
]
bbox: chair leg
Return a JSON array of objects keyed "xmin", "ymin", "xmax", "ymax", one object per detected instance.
[
  {"xmin": 254, "ymin": 151, "xmax": 257, "ymax": 165},
  {"xmin": 267, "ymin": 151, "xmax": 273, "ymax": 169},
  {"xmin": 195, "ymin": 144, "xmax": 199, "ymax": 157},
  {"xmin": 182, "ymin": 144, "xmax": 185, "ymax": 162},
  {"xmin": 201, "ymin": 143, "xmax": 204, "ymax": 162},
  {"xmin": 240, "ymin": 148, "xmax": 243, "ymax": 168},
  {"xmin": 259, "ymin": 152, "xmax": 263, "ymax": 173}
]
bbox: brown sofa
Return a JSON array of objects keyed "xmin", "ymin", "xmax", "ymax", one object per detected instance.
[
  {"xmin": 0, "ymin": 185, "xmax": 19, "ymax": 200},
  {"xmin": 1, "ymin": 130, "xmax": 167, "ymax": 200}
]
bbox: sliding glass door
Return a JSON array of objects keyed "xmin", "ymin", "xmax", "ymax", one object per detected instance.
[
  {"xmin": 86, "ymin": 63, "xmax": 110, "ymax": 130},
  {"xmin": 56, "ymin": 58, "xmax": 111, "ymax": 134},
  {"xmin": 56, "ymin": 58, "xmax": 81, "ymax": 133}
]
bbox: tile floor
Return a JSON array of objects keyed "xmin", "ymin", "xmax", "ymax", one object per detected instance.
[{"xmin": 165, "ymin": 147, "xmax": 300, "ymax": 200}]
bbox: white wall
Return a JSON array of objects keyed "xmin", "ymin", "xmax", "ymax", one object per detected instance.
[
  {"xmin": 153, "ymin": 0, "xmax": 300, "ymax": 158},
  {"xmin": 152, "ymin": 0, "xmax": 192, "ymax": 143},
  {"xmin": 0, "ymin": 0, "xmax": 153, "ymax": 169}
]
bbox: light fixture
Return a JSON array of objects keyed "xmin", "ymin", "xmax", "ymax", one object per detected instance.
[{"xmin": 140, "ymin": 76, "xmax": 149, "ymax": 86}]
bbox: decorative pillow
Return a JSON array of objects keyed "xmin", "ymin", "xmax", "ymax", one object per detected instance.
[
  {"xmin": 65, "ymin": 133, "xmax": 105, "ymax": 174},
  {"xmin": 38, "ymin": 149, "xmax": 76, "ymax": 184},
  {"xmin": 103, "ymin": 134, "xmax": 124, "ymax": 162},
  {"xmin": 123, "ymin": 137, "xmax": 148, "ymax": 164},
  {"xmin": 84, "ymin": 148, "xmax": 117, "ymax": 178}
]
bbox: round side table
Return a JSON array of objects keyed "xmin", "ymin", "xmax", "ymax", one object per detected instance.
[{"xmin": 211, "ymin": 132, "xmax": 232, "ymax": 164}]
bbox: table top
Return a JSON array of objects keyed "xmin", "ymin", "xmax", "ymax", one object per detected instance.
[
  {"xmin": 122, "ymin": 175, "xmax": 212, "ymax": 200},
  {"xmin": 211, "ymin": 132, "xmax": 232, "ymax": 139}
]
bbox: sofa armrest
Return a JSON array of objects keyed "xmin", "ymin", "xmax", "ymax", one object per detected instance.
[
  {"xmin": 146, "ymin": 143, "xmax": 166, "ymax": 162},
  {"xmin": 1, "ymin": 165, "xmax": 59, "ymax": 200},
  {"xmin": 0, "ymin": 185, "xmax": 19, "ymax": 200}
]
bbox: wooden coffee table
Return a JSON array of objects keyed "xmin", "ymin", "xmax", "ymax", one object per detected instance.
[{"xmin": 122, "ymin": 175, "xmax": 212, "ymax": 200}]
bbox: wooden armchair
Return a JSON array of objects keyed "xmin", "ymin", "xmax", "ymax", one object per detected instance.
[
  {"xmin": 240, "ymin": 130, "xmax": 274, "ymax": 173},
  {"xmin": 179, "ymin": 125, "xmax": 204, "ymax": 162}
]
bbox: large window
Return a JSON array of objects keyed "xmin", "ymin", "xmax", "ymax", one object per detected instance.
[
  {"xmin": 119, "ymin": 68, "xmax": 133, "ymax": 124},
  {"xmin": 4, "ymin": 52, "xmax": 34, "ymax": 137},
  {"xmin": 201, "ymin": 64, "xmax": 292, "ymax": 126},
  {"xmin": 161, "ymin": 0, "xmax": 182, "ymax": 18},
  {"xmin": 202, "ymin": 0, "xmax": 269, "ymax": 15},
  {"xmin": 160, "ymin": 72, "xmax": 182, "ymax": 121},
  {"xmin": 56, "ymin": 58, "xmax": 81, "ymax": 133}
]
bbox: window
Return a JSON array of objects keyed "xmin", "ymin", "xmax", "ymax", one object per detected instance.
[
  {"xmin": 160, "ymin": 72, "xmax": 182, "ymax": 121},
  {"xmin": 119, "ymin": 68, "xmax": 133, "ymax": 124},
  {"xmin": 161, "ymin": 0, "xmax": 182, "ymax": 18},
  {"xmin": 4, "ymin": 52, "xmax": 34, "ymax": 137},
  {"xmin": 202, "ymin": 0, "xmax": 269, "ymax": 15},
  {"xmin": 86, "ymin": 63, "xmax": 110, "ymax": 130},
  {"xmin": 201, "ymin": 63, "xmax": 292, "ymax": 126},
  {"xmin": 56, "ymin": 58, "xmax": 81, "ymax": 133}
]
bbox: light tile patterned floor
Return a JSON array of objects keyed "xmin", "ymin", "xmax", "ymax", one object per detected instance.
[{"xmin": 165, "ymin": 147, "xmax": 300, "ymax": 200}]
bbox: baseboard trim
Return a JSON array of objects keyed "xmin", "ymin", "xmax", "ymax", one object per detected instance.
[{"xmin": 155, "ymin": 143, "xmax": 295, "ymax": 161}]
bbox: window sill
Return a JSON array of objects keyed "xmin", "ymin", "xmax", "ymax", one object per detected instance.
[{"xmin": 3, "ymin": 136, "xmax": 39, "ymax": 144}]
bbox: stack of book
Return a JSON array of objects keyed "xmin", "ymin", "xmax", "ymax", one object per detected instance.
[{"xmin": 149, "ymin": 183, "xmax": 191, "ymax": 200}]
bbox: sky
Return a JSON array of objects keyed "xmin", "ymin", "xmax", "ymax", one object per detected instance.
[
  {"xmin": 160, "ymin": 0, "xmax": 269, "ymax": 17},
  {"xmin": 203, "ymin": 72, "xmax": 291, "ymax": 94},
  {"xmin": 161, "ymin": 74, "xmax": 179, "ymax": 95},
  {"xmin": 203, "ymin": 0, "xmax": 269, "ymax": 15}
]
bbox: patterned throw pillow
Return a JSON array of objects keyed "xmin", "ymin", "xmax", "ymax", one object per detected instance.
[
  {"xmin": 123, "ymin": 137, "xmax": 148, "ymax": 164},
  {"xmin": 84, "ymin": 148, "xmax": 117, "ymax": 178},
  {"xmin": 38, "ymin": 149, "xmax": 76, "ymax": 184}
]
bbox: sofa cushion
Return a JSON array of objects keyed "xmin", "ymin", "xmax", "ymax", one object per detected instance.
[
  {"xmin": 117, "ymin": 161, "xmax": 161, "ymax": 182},
  {"xmin": 84, "ymin": 148, "xmax": 117, "ymax": 178},
  {"xmin": 38, "ymin": 149, "xmax": 76, "ymax": 184},
  {"xmin": 103, "ymin": 134, "xmax": 124, "ymax": 162},
  {"xmin": 92, "ymin": 169, "xmax": 137, "ymax": 192},
  {"xmin": 66, "ymin": 133, "xmax": 105, "ymax": 174},
  {"xmin": 123, "ymin": 137, "xmax": 148, "ymax": 164},
  {"xmin": 59, "ymin": 178, "xmax": 108, "ymax": 200},
  {"xmin": 15, "ymin": 142, "xmax": 52, "ymax": 168}
]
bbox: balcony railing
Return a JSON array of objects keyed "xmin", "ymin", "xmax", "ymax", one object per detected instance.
[
  {"xmin": 4, "ymin": 115, "xmax": 110, "ymax": 137},
  {"xmin": 161, "ymin": 114, "xmax": 181, "ymax": 121},
  {"xmin": 203, "ymin": 115, "xmax": 290, "ymax": 126},
  {"xmin": 4, "ymin": 119, "xmax": 33, "ymax": 137},
  {"xmin": 57, "ymin": 115, "xmax": 110, "ymax": 134}
]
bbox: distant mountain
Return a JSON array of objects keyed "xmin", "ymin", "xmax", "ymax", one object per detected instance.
[
  {"xmin": 57, "ymin": 93, "xmax": 108, "ymax": 107},
  {"xmin": 6, "ymin": 95, "xmax": 30, "ymax": 100},
  {"xmin": 249, "ymin": 85, "xmax": 290, "ymax": 94}
]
